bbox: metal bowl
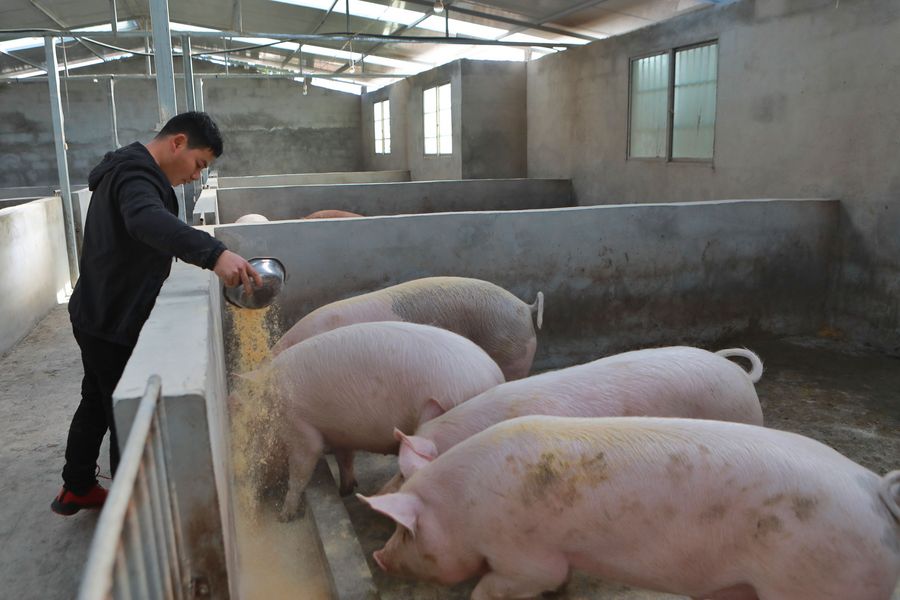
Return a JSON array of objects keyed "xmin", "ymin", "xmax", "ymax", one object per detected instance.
[{"xmin": 223, "ymin": 257, "xmax": 287, "ymax": 310}]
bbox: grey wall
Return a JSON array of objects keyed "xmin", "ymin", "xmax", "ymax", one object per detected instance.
[
  {"xmin": 361, "ymin": 60, "xmax": 527, "ymax": 181},
  {"xmin": 215, "ymin": 178, "xmax": 573, "ymax": 223},
  {"xmin": 207, "ymin": 78, "xmax": 362, "ymax": 176},
  {"xmin": 0, "ymin": 186, "xmax": 54, "ymax": 199},
  {"xmin": 215, "ymin": 199, "xmax": 839, "ymax": 370},
  {"xmin": 526, "ymin": 0, "xmax": 900, "ymax": 353},
  {"xmin": 362, "ymin": 62, "xmax": 463, "ymax": 181},
  {"xmin": 0, "ymin": 197, "xmax": 40, "ymax": 210},
  {"xmin": 460, "ymin": 61, "xmax": 526, "ymax": 179},
  {"xmin": 0, "ymin": 197, "xmax": 71, "ymax": 357},
  {"xmin": 361, "ymin": 79, "xmax": 411, "ymax": 173},
  {"xmin": 0, "ymin": 57, "xmax": 364, "ymax": 187},
  {"xmin": 218, "ymin": 170, "xmax": 409, "ymax": 188}
]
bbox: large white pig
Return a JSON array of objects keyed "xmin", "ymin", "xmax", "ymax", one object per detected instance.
[
  {"xmin": 361, "ymin": 416, "xmax": 900, "ymax": 600},
  {"xmin": 243, "ymin": 321, "xmax": 504, "ymax": 520},
  {"xmin": 271, "ymin": 277, "xmax": 544, "ymax": 380},
  {"xmin": 388, "ymin": 346, "xmax": 764, "ymax": 488}
]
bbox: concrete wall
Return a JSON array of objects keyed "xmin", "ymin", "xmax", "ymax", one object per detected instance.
[
  {"xmin": 0, "ymin": 186, "xmax": 55, "ymax": 199},
  {"xmin": 0, "ymin": 57, "xmax": 364, "ymax": 187},
  {"xmin": 361, "ymin": 79, "xmax": 411, "ymax": 173},
  {"xmin": 71, "ymin": 187, "xmax": 91, "ymax": 253},
  {"xmin": 215, "ymin": 199, "xmax": 839, "ymax": 370},
  {"xmin": 460, "ymin": 61, "xmax": 527, "ymax": 179},
  {"xmin": 363, "ymin": 62, "xmax": 463, "ymax": 181},
  {"xmin": 0, "ymin": 197, "xmax": 41, "ymax": 210},
  {"xmin": 217, "ymin": 170, "xmax": 410, "ymax": 188},
  {"xmin": 113, "ymin": 262, "xmax": 234, "ymax": 599},
  {"xmin": 526, "ymin": 0, "xmax": 900, "ymax": 353},
  {"xmin": 206, "ymin": 78, "xmax": 362, "ymax": 176},
  {"xmin": 0, "ymin": 197, "xmax": 71, "ymax": 356},
  {"xmin": 215, "ymin": 178, "xmax": 574, "ymax": 223},
  {"xmin": 361, "ymin": 60, "xmax": 527, "ymax": 180},
  {"xmin": 0, "ymin": 78, "xmax": 155, "ymax": 187}
]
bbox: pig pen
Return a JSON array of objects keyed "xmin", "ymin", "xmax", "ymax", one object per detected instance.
[
  {"xmin": 108, "ymin": 199, "xmax": 900, "ymax": 600},
  {"xmin": 214, "ymin": 178, "xmax": 574, "ymax": 224}
]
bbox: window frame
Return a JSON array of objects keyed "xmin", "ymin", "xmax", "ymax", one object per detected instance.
[
  {"xmin": 626, "ymin": 39, "xmax": 719, "ymax": 163},
  {"xmin": 423, "ymin": 82, "xmax": 452, "ymax": 157},
  {"xmin": 373, "ymin": 98, "xmax": 391, "ymax": 155}
]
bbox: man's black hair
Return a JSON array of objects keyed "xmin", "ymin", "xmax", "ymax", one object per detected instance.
[{"xmin": 156, "ymin": 111, "xmax": 224, "ymax": 157}]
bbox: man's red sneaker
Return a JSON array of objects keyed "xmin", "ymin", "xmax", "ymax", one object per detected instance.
[{"xmin": 51, "ymin": 484, "xmax": 108, "ymax": 515}]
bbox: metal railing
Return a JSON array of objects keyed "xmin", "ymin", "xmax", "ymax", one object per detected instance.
[{"xmin": 79, "ymin": 375, "xmax": 186, "ymax": 600}]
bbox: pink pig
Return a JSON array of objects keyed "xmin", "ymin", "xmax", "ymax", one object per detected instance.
[
  {"xmin": 361, "ymin": 416, "xmax": 900, "ymax": 600},
  {"xmin": 245, "ymin": 321, "xmax": 504, "ymax": 520},
  {"xmin": 388, "ymin": 346, "xmax": 764, "ymax": 489},
  {"xmin": 272, "ymin": 276, "xmax": 544, "ymax": 380}
]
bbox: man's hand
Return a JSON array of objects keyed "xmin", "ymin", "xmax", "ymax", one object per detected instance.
[{"xmin": 214, "ymin": 250, "xmax": 263, "ymax": 295}]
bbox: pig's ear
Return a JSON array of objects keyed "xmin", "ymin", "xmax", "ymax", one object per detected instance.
[
  {"xmin": 418, "ymin": 397, "xmax": 447, "ymax": 424},
  {"xmin": 357, "ymin": 493, "xmax": 422, "ymax": 535},
  {"xmin": 397, "ymin": 432, "xmax": 438, "ymax": 479}
]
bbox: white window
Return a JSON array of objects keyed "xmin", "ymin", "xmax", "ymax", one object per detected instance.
[
  {"xmin": 374, "ymin": 99, "xmax": 391, "ymax": 154},
  {"xmin": 628, "ymin": 41, "xmax": 718, "ymax": 161},
  {"xmin": 423, "ymin": 83, "xmax": 452, "ymax": 155},
  {"xmin": 673, "ymin": 43, "xmax": 717, "ymax": 159},
  {"xmin": 628, "ymin": 52, "xmax": 669, "ymax": 159}
]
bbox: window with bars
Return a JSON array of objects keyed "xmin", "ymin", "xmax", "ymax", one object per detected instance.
[
  {"xmin": 424, "ymin": 83, "xmax": 452, "ymax": 156},
  {"xmin": 374, "ymin": 99, "xmax": 391, "ymax": 155},
  {"xmin": 628, "ymin": 41, "xmax": 718, "ymax": 161}
]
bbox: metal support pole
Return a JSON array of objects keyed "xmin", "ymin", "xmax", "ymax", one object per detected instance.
[
  {"xmin": 144, "ymin": 32, "xmax": 152, "ymax": 75},
  {"xmin": 196, "ymin": 79, "xmax": 208, "ymax": 187},
  {"xmin": 182, "ymin": 36, "xmax": 196, "ymax": 111},
  {"xmin": 108, "ymin": 78, "xmax": 120, "ymax": 148},
  {"xmin": 44, "ymin": 36, "xmax": 80, "ymax": 284},
  {"xmin": 109, "ymin": 0, "xmax": 118, "ymax": 34},
  {"xmin": 182, "ymin": 34, "xmax": 198, "ymax": 217},
  {"xmin": 149, "ymin": 0, "xmax": 186, "ymax": 221}
]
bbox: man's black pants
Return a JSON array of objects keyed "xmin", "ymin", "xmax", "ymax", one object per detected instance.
[{"xmin": 62, "ymin": 328, "xmax": 135, "ymax": 494}]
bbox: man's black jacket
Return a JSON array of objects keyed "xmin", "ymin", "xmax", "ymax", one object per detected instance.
[{"xmin": 68, "ymin": 142, "xmax": 226, "ymax": 346}]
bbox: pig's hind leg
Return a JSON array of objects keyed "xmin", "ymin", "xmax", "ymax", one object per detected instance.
[
  {"xmin": 279, "ymin": 420, "xmax": 324, "ymax": 522},
  {"xmin": 334, "ymin": 448, "xmax": 357, "ymax": 496},
  {"xmin": 470, "ymin": 553, "xmax": 569, "ymax": 600}
]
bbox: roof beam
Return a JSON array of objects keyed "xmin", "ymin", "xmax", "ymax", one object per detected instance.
[
  {"xmin": 399, "ymin": 0, "xmax": 598, "ymax": 42},
  {"xmin": 331, "ymin": 0, "xmax": 445, "ymax": 75},
  {"xmin": 0, "ymin": 49, "xmax": 45, "ymax": 70},
  {"xmin": 498, "ymin": 0, "xmax": 614, "ymax": 40},
  {"xmin": 28, "ymin": 0, "xmax": 107, "ymax": 60}
]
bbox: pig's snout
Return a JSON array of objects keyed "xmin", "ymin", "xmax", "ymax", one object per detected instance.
[{"xmin": 373, "ymin": 549, "xmax": 389, "ymax": 572}]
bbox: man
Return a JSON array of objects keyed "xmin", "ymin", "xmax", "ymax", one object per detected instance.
[{"xmin": 51, "ymin": 111, "xmax": 261, "ymax": 515}]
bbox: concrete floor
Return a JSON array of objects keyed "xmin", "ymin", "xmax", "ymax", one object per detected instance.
[
  {"xmin": 0, "ymin": 304, "xmax": 112, "ymax": 600},
  {"xmin": 2, "ymin": 307, "xmax": 898, "ymax": 599}
]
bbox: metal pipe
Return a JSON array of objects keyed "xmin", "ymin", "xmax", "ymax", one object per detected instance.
[
  {"xmin": 182, "ymin": 34, "xmax": 198, "ymax": 217},
  {"xmin": 4, "ymin": 71, "xmax": 417, "ymax": 82},
  {"xmin": 43, "ymin": 36, "xmax": 79, "ymax": 284},
  {"xmin": 144, "ymin": 32, "xmax": 151, "ymax": 75},
  {"xmin": 109, "ymin": 0, "xmax": 118, "ymax": 35},
  {"xmin": 108, "ymin": 78, "xmax": 119, "ymax": 148},
  {"xmin": 0, "ymin": 29, "xmax": 579, "ymax": 47},
  {"xmin": 148, "ymin": 0, "xmax": 185, "ymax": 221}
]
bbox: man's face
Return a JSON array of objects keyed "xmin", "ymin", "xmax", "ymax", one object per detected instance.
[{"xmin": 163, "ymin": 133, "xmax": 216, "ymax": 186}]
